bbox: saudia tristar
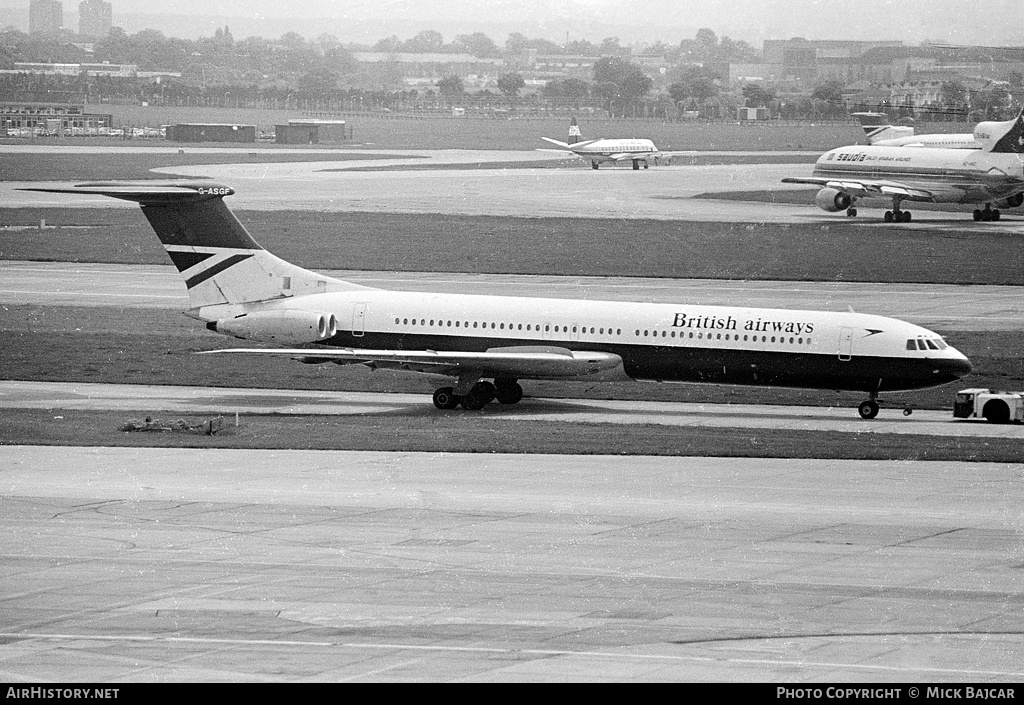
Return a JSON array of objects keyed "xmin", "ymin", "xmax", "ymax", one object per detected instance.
[
  {"xmin": 25, "ymin": 183, "xmax": 972, "ymax": 419},
  {"xmin": 784, "ymin": 109, "xmax": 1024, "ymax": 222}
]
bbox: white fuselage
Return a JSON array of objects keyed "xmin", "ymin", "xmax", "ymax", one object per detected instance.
[
  {"xmin": 200, "ymin": 287, "xmax": 971, "ymax": 393},
  {"xmin": 812, "ymin": 144, "xmax": 1024, "ymax": 203},
  {"xmin": 570, "ymin": 138, "xmax": 659, "ymax": 163},
  {"xmin": 873, "ymin": 134, "xmax": 979, "ymax": 149}
]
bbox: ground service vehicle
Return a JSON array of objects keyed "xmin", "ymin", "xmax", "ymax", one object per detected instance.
[{"xmin": 953, "ymin": 389, "xmax": 1024, "ymax": 424}]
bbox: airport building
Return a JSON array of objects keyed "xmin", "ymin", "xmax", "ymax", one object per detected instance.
[
  {"xmin": 1, "ymin": 101, "xmax": 113, "ymax": 135},
  {"xmin": 29, "ymin": 0, "xmax": 63, "ymax": 36},
  {"xmin": 168, "ymin": 123, "xmax": 256, "ymax": 143},
  {"xmin": 78, "ymin": 0, "xmax": 112, "ymax": 39},
  {"xmin": 274, "ymin": 119, "xmax": 348, "ymax": 144}
]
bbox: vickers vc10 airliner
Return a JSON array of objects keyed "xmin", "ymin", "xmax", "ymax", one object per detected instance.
[
  {"xmin": 784, "ymin": 109, "xmax": 1024, "ymax": 222},
  {"xmin": 26, "ymin": 183, "xmax": 972, "ymax": 419}
]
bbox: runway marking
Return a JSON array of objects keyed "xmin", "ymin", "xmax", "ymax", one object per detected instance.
[{"xmin": 2, "ymin": 632, "xmax": 1021, "ymax": 678}]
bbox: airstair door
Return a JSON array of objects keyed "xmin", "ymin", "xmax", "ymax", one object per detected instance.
[
  {"xmin": 838, "ymin": 327, "xmax": 853, "ymax": 361},
  {"xmin": 352, "ymin": 303, "xmax": 366, "ymax": 338}
]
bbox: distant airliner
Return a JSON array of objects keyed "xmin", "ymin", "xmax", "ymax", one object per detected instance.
[
  {"xmin": 784, "ymin": 109, "xmax": 1024, "ymax": 222},
  {"xmin": 541, "ymin": 117, "xmax": 687, "ymax": 170},
  {"xmin": 25, "ymin": 183, "xmax": 971, "ymax": 419},
  {"xmin": 854, "ymin": 112, "xmax": 980, "ymax": 150}
]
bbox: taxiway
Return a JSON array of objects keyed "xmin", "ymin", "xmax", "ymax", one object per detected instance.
[{"xmin": 2, "ymin": 445, "xmax": 1022, "ymax": 682}]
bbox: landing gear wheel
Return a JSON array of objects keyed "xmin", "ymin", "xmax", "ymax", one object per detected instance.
[
  {"xmin": 903, "ymin": 408, "xmax": 913, "ymax": 416},
  {"xmin": 858, "ymin": 400, "xmax": 880, "ymax": 420},
  {"xmin": 433, "ymin": 387, "xmax": 460, "ymax": 410},
  {"xmin": 632, "ymin": 160, "xmax": 640, "ymax": 170},
  {"xmin": 902, "ymin": 210, "xmax": 912, "ymax": 222},
  {"xmin": 460, "ymin": 381, "xmax": 496, "ymax": 411},
  {"xmin": 884, "ymin": 211, "xmax": 894, "ymax": 223},
  {"xmin": 974, "ymin": 209, "xmax": 983, "ymax": 221},
  {"xmin": 495, "ymin": 382, "xmax": 524, "ymax": 405},
  {"xmin": 846, "ymin": 207, "xmax": 858, "ymax": 217},
  {"xmin": 591, "ymin": 161, "xmax": 599, "ymax": 170},
  {"xmin": 993, "ymin": 209, "xmax": 1001, "ymax": 221}
]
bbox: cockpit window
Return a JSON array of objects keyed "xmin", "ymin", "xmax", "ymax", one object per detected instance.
[
  {"xmin": 936, "ymin": 339, "xmax": 948, "ymax": 349},
  {"xmin": 906, "ymin": 340, "xmax": 917, "ymax": 350},
  {"xmin": 925, "ymin": 340, "xmax": 939, "ymax": 350}
]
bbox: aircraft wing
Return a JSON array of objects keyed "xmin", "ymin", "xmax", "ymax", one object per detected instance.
[
  {"xmin": 200, "ymin": 345, "xmax": 626, "ymax": 380},
  {"xmin": 781, "ymin": 177, "xmax": 939, "ymax": 202}
]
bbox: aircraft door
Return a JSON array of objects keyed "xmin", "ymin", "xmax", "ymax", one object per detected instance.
[
  {"xmin": 352, "ymin": 303, "xmax": 366, "ymax": 337},
  {"xmin": 838, "ymin": 327, "xmax": 853, "ymax": 361}
]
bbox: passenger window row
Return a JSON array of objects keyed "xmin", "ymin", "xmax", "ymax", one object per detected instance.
[
  {"xmin": 390, "ymin": 317, "xmax": 813, "ymax": 347},
  {"xmin": 393, "ymin": 317, "xmax": 623, "ymax": 335},
  {"xmin": 636, "ymin": 329, "xmax": 813, "ymax": 346}
]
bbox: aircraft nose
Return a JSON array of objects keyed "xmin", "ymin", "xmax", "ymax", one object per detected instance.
[{"xmin": 935, "ymin": 352, "xmax": 972, "ymax": 382}]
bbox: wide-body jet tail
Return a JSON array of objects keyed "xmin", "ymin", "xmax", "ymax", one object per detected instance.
[
  {"xmin": 21, "ymin": 182, "xmax": 367, "ymax": 312},
  {"xmin": 979, "ymin": 108, "xmax": 1024, "ymax": 153}
]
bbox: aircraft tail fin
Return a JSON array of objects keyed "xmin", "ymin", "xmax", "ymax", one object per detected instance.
[
  {"xmin": 979, "ymin": 108, "xmax": 1024, "ymax": 153},
  {"xmin": 20, "ymin": 182, "xmax": 367, "ymax": 311},
  {"xmin": 568, "ymin": 115, "xmax": 583, "ymax": 145},
  {"xmin": 852, "ymin": 112, "xmax": 914, "ymax": 144}
]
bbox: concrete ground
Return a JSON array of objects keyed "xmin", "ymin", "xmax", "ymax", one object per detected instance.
[{"xmin": 2, "ymin": 446, "xmax": 1022, "ymax": 682}]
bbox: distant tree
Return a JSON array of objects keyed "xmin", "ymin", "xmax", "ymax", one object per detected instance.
[
  {"xmin": 497, "ymin": 72, "xmax": 525, "ymax": 98},
  {"xmin": 667, "ymin": 66, "xmax": 719, "ymax": 110},
  {"xmin": 505, "ymin": 32, "xmax": 529, "ymax": 55},
  {"xmin": 405, "ymin": 30, "xmax": 445, "ymax": 53},
  {"xmin": 593, "ymin": 56, "xmax": 652, "ymax": 115},
  {"xmin": 454, "ymin": 32, "xmax": 500, "ymax": 58},
  {"xmin": 598, "ymin": 37, "xmax": 624, "ymax": 56},
  {"xmin": 565, "ymin": 39, "xmax": 597, "ymax": 55},
  {"xmin": 437, "ymin": 74, "xmax": 464, "ymax": 99},
  {"xmin": 940, "ymin": 80, "xmax": 968, "ymax": 109},
  {"xmin": 374, "ymin": 35, "xmax": 402, "ymax": 52},
  {"xmin": 742, "ymin": 83, "xmax": 777, "ymax": 108},
  {"xmin": 694, "ymin": 28, "xmax": 718, "ymax": 61},
  {"xmin": 543, "ymin": 78, "xmax": 590, "ymax": 100},
  {"xmin": 974, "ymin": 83, "xmax": 1010, "ymax": 119},
  {"xmin": 811, "ymin": 80, "xmax": 845, "ymax": 104},
  {"xmin": 297, "ymin": 66, "xmax": 337, "ymax": 95}
]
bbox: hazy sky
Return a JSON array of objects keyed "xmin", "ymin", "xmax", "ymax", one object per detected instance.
[{"xmin": 5, "ymin": 0, "xmax": 1024, "ymax": 46}]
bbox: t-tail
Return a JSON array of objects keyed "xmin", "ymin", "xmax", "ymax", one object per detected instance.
[
  {"xmin": 852, "ymin": 112, "xmax": 914, "ymax": 144},
  {"xmin": 21, "ymin": 182, "xmax": 368, "ymax": 317}
]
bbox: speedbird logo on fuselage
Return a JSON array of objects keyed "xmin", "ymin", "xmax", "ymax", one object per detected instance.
[{"xmin": 673, "ymin": 313, "xmax": 815, "ymax": 335}]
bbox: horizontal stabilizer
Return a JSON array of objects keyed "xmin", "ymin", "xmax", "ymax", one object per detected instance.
[
  {"xmin": 541, "ymin": 137, "xmax": 571, "ymax": 149},
  {"xmin": 20, "ymin": 182, "xmax": 236, "ymax": 205}
]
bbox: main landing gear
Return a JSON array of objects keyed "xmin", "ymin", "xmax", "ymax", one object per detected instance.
[
  {"xmin": 432, "ymin": 379, "xmax": 524, "ymax": 411},
  {"xmin": 973, "ymin": 204, "xmax": 1001, "ymax": 221},
  {"xmin": 631, "ymin": 159, "xmax": 649, "ymax": 170},
  {"xmin": 591, "ymin": 161, "xmax": 600, "ymax": 170},
  {"xmin": 883, "ymin": 196, "xmax": 912, "ymax": 223},
  {"xmin": 883, "ymin": 209, "xmax": 912, "ymax": 223}
]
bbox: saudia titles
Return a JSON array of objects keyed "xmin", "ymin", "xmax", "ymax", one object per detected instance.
[{"xmin": 672, "ymin": 313, "xmax": 815, "ymax": 335}]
